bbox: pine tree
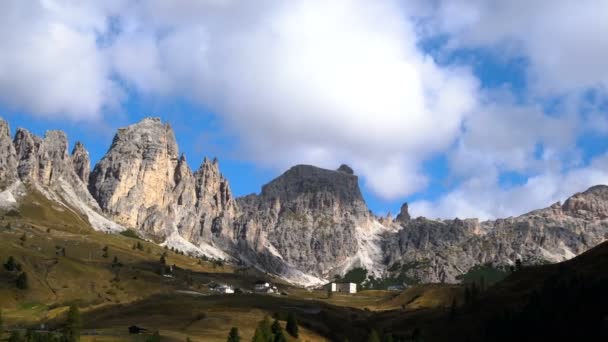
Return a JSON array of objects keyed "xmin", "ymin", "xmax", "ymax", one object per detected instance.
[
  {"xmin": 366, "ymin": 329, "xmax": 380, "ymax": 342},
  {"xmin": 19, "ymin": 233, "xmax": 26, "ymax": 245},
  {"xmin": 450, "ymin": 298, "xmax": 458, "ymax": 320},
  {"xmin": 146, "ymin": 331, "xmax": 161, "ymax": 342},
  {"xmin": 382, "ymin": 334, "xmax": 394, "ymax": 342},
  {"xmin": 271, "ymin": 319, "xmax": 281, "ymax": 334},
  {"xmin": 515, "ymin": 259, "xmax": 523, "ymax": 271},
  {"xmin": 251, "ymin": 328, "xmax": 265, "ymax": 342},
  {"xmin": 252, "ymin": 317, "xmax": 272, "ymax": 342},
  {"xmin": 270, "ymin": 319, "xmax": 286, "ymax": 342},
  {"xmin": 102, "ymin": 246, "xmax": 109, "ymax": 258},
  {"xmin": 273, "ymin": 330, "xmax": 287, "ymax": 342},
  {"xmin": 4, "ymin": 256, "xmax": 17, "ymax": 271},
  {"xmin": 8, "ymin": 330, "xmax": 22, "ymax": 342},
  {"xmin": 464, "ymin": 286, "xmax": 471, "ymax": 305},
  {"xmin": 112, "ymin": 256, "xmax": 121, "ymax": 268},
  {"xmin": 65, "ymin": 304, "xmax": 81, "ymax": 342},
  {"xmin": 16, "ymin": 272, "xmax": 28, "ymax": 289},
  {"xmin": 286, "ymin": 312, "xmax": 298, "ymax": 338},
  {"xmin": 227, "ymin": 327, "xmax": 240, "ymax": 342}
]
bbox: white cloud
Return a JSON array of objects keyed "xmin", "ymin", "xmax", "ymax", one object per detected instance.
[
  {"xmin": 104, "ymin": 0, "xmax": 479, "ymax": 199},
  {"xmin": 0, "ymin": 1, "xmax": 121, "ymax": 120},
  {"xmin": 410, "ymin": 153, "xmax": 608, "ymax": 220},
  {"xmin": 431, "ymin": 0, "xmax": 608, "ymax": 93},
  {"xmin": 1, "ymin": 0, "xmax": 608, "ymax": 213}
]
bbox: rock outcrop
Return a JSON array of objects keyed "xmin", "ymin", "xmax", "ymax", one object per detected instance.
[
  {"xmin": 382, "ymin": 187, "xmax": 608, "ymax": 283},
  {"xmin": 0, "ymin": 119, "xmax": 17, "ymax": 188},
  {"xmin": 71, "ymin": 142, "xmax": 90, "ymax": 185},
  {"xmin": 3, "ymin": 115, "xmax": 608, "ymax": 286},
  {"xmin": 89, "ymin": 117, "xmax": 238, "ymax": 245},
  {"xmin": 235, "ymin": 164, "xmax": 373, "ymax": 278},
  {"xmin": 395, "ymin": 202, "xmax": 410, "ymax": 223}
]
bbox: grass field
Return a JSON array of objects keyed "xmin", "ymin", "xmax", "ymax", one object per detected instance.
[{"xmin": 0, "ymin": 187, "xmax": 464, "ymax": 341}]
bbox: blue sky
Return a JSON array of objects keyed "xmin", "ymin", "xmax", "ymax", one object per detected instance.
[{"xmin": 1, "ymin": 1, "xmax": 608, "ymax": 219}]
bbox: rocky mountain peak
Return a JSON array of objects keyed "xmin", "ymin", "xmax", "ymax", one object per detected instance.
[
  {"xmin": 89, "ymin": 117, "xmax": 237, "ymax": 243},
  {"xmin": 396, "ymin": 202, "xmax": 411, "ymax": 223},
  {"xmin": 337, "ymin": 164, "xmax": 354, "ymax": 175},
  {"xmin": 13, "ymin": 128, "xmax": 43, "ymax": 182},
  {"xmin": 0, "ymin": 119, "xmax": 18, "ymax": 187},
  {"xmin": 71, "ymin": 141, "xmax": 90, "ymax": 185},
  {"xmin": 261, "ymin": 164, "xmax": 367, "ymax": 212},
  {"xmin": 89, "ymin": 117, "xmax": 180, "ymax": 228},
  {"xmin": 562, "ymin": 185, "xmax": 608, "ymax": 219}
]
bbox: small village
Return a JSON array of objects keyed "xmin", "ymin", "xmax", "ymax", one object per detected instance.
[{"xmin": 208, "ymin": 280, "xmax": 360, "ymax": 295}]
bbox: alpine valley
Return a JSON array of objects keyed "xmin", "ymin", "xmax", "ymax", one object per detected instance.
[{"xmin": 1, "ymin": 116, "xmax": 607, "ymax": 287}]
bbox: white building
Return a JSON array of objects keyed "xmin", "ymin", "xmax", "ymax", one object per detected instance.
[
  {"xmin": 387, "ymin": 285, "xmax": 406, "ymax": 291},
  {"xmin": 211, "ymin": 284, "xmax": 234, "ymax": 294},
  {"xmin": 254, "ymin": 281, "xmax": 277, "ymax": 294},
  {"xmin": 325, "ymin": 282, "xmax": 357, "ymax": 294}
]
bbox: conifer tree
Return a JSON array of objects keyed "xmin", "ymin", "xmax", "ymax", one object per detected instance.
[
  {"xmin": 227, "ymin": 327, "xmax": 240, "ymax": 342},
  {"xmin": 4, "ymin": 256, "xmax": 17, "ymax": 271},
  {"xmin": 16, "ymin": 272, "xmax": 28, "ymax": 289},
  {"xmin": 65, "ymin": 304, "xmax": 81, "ymax": 342},
  {"xmin": 271, "ymin": 319, "xmax": 281, "ymax": 335},
  {"xmin": 366, "ymin": 329, "xmax": 380, "ymax": 342},
  {"xmin": 286, "ymin": 312, "xmax": 299, "ymax": 338}
]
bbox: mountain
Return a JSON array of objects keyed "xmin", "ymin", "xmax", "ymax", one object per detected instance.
[
  {"xmin": 0, "ymin": 118, "xmax": 121, "ymax": 231},
  {"xmin": 1, "ymin": 116, "xmax": 607, "ymax": 286},
  {"xmin": 382, "ymin": 186, "xmax": 608, "ymax": 283}
]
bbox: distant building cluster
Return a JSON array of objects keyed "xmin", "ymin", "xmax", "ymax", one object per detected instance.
[{"xmin": 324, "ymin": 282, "xmax": 357, "ymax": 294}]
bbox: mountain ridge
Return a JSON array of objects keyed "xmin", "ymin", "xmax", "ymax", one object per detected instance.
[{"xmin": 1, "ymin": 116, "xmax": 607, "ymax": 286}]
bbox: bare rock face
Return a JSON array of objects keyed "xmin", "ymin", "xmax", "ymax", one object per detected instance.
[
  {"xmin": 13, "ymin": 128, "xmax": 43, "ymax": 182},
  {"xmin": 236, "ymin": 164, "xmax": 371, "ymax": 277},
  {"xmin": 12, "ymin": 128, "xmax": 98, "ymax": 204},
  {"xmin": 89, "ymin": 117, "xmax": 180, "ymax": 229},
  {"xmin": 71, "ymin": 142, "xmax": 90, "ymax": 185},
  {"xmin": 562, "ymin": 185, "xmax": 608, "ymax": 220},
  {"xmin": 395, "ymin": 202, "xmax": 410, "ymax": 223},
  {"xmin": 89, "ymin": 118, "xmax": 237, "ymax": 242},
  {"xmin": 382, "ymin": 188, "xmax": 608, "ymax": 283},
  {"xmin": 0, "ymin": 119, "xmax": 18, "ymax": 188}
]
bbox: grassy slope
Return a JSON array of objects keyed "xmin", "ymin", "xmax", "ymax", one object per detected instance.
[
  {"xmin": 366, "ymin": 241, "xmax": 608, "ymax": 341},
  {"xmin": 0, "ymin": 187, "xmax": 472, "ymax": 341}
]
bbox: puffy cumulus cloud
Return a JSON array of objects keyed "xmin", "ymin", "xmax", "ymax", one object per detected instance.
[
  {"xmin": 0, "ymin": 1, "xmax": 122, "ymax": 120},
  {"xmin": 106, "ymin": 0, "xmax": 479, "ymax": 199},
  {"xmin": 430, "ymin": 0, "xmax": 608, "ymax": 93},
  {"xmin": 410, "ymin": 153, "xmax": 608, "ymax": 220},
  {"xmin": 449, "ymin": 93, "xmax": 580, "ymax": 178},
  {"xmin": 3, "ymin": 0, "xmax": 607, "ymax": 211}
]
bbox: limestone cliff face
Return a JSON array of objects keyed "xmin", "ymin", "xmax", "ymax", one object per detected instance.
[
  {"xmin": 11, "ymin": 127, "xmax": 99, "ymax": 207},
  {"xmin": 3, "ymin": 115, "xmax": 608, "ymax": 286},
  {"xmin": 89, "ymin": 117, "xmax": 237, "ymax": 243},
  {"xmin": 71, "ymin": 142, "xmax": 90, "ymax": 185},
  {"xmin": 235, "ymin": 164, "xmax": 372, "ymax": 277},
  {"xmin": 382, "ymin": 187, "xmax": 608, "ymax": 283},
  {"xmin": 0, "ymin": 119, "xmax": 17, "ymax": 188},
  {"xmin": 89, "ymin": 117, "xmax": 179, "ymax": 229}
]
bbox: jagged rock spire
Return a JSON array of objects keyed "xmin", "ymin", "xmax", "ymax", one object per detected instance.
[
  {"xmin": 0, "ymin": 118, "xmax": 18, "ymax": 187},
  {"xmin": 71, "ymin": 141, "xmax": 90, "ymax": 185},
  {"xmin": 396, "ymin": 202, "xmax": 410, "ymax": 223}
]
